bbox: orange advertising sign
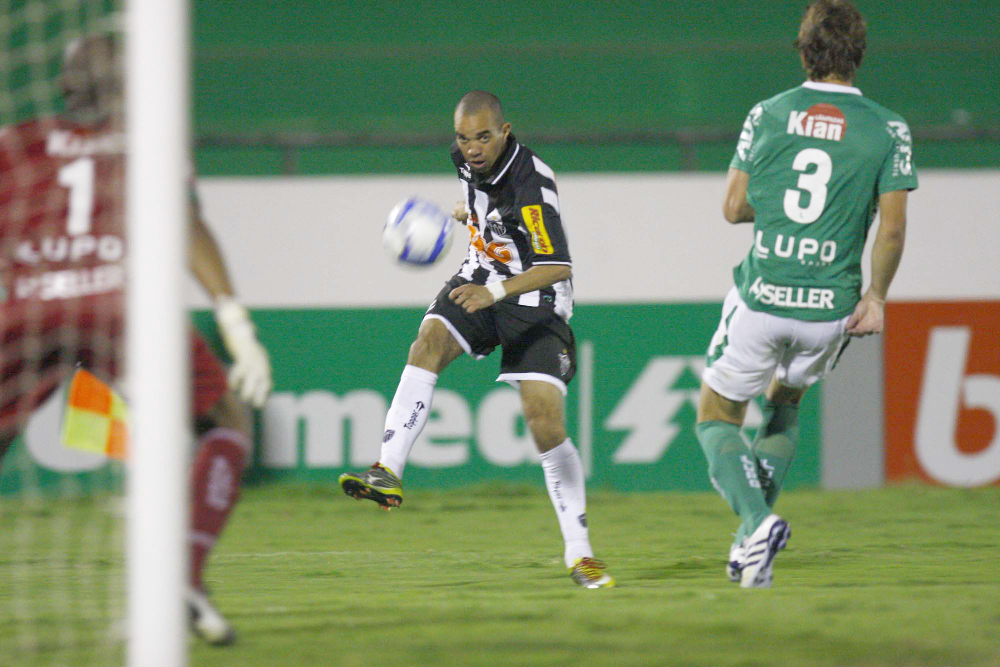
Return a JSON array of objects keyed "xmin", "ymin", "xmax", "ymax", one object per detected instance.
[{"xmin": 884, "ymin": 301, "xmax": 1000, "ymax": 486}]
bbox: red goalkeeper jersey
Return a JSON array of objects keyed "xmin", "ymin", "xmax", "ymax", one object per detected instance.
[
  {"xmin": 0, "ymin": 117, "xmax": 125, "ymax": 305},
  {"xmin": 0, "ymin": 117, "xmax": 225, "ymax": 432}
]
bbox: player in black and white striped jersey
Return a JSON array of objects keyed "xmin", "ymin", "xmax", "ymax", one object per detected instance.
[
  {"xmin": 339, "ymin": 91, "xmax": 613, "ymax": 589},
  {"xmin": 449, "ymin": 120, "xmax": 574, "ymax": 322}
]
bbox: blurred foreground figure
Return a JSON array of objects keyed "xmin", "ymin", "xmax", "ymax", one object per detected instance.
[
  {"xmin": 0, "ymin": 34, "xmax": 273, "ymax": 643},
  {"xmin": 694, "ymin": 0, "xmax": 917, "ymax": 588}
]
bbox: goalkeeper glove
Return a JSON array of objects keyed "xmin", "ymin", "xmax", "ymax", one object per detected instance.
[{"xmin": 214, "ymin": 296, "xmax": 272, "ymax": 408}]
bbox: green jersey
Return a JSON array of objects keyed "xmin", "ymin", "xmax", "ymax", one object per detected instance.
[{"xmin": 729, "ymin": 81, "xmax": 918, "ymax": 321}]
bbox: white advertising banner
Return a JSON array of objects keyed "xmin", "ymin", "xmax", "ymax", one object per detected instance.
[{"xmin": 192, "ymin": 170, "xmax": 1000, "ymax": 307}]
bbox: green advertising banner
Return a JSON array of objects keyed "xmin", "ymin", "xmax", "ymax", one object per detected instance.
[
  {"xmin": 0, "ymin": 303, "xmax": 820, "ymax": 496},
  {"xmin": 217, "ymin": 303, "xmax": 820, "ymax": 492}
]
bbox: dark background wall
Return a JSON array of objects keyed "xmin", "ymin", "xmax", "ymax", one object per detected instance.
[
  {"xmin": 192, "ymin": 0, "xmax": 1000, "ymax": 175},
  {"xmin": 2, "ymin": 1, "xmax": 996, "ymax": 175}
]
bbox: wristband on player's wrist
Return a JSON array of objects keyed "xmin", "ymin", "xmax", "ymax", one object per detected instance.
[{"xmin": 485, "ymin": 281, "xmax": 507, "ymax": 303}]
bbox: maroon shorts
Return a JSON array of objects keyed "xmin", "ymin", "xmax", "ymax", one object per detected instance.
[{"xmin": 0, "ymin": 295, "xmax": 228, "ymax": 436}]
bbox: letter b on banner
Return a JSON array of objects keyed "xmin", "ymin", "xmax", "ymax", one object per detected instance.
[
  {"xmin": 885, "ymin": 302, "xmax": 1000, "ymax": 486},
  {"xmin": 915, "ymin": 328, "xmax": 1000, "ymax": 485}
]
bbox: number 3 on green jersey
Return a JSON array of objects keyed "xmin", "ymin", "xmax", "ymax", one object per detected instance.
[{"xmin": 784, "ymin": 148, "xmax": 832, "ymax": 224}]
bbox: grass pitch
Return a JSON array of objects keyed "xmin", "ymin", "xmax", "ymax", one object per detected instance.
[{"xmin": 3, "ymin": 484, "xmax": 998, "ymax": 666}]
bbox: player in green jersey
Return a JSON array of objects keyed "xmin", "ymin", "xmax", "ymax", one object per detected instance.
[{"xmin": 694, "ymin": 0, "xmax": 917, "ymax": 588}]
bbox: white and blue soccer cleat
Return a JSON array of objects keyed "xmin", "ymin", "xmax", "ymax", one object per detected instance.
[
  {"xmin": 739, "ymin": 514, "xmax": 790, "ymax": 589},
  {"xmin": 726, "ymin": 539, "xmax": 746, "ymax": 583}
]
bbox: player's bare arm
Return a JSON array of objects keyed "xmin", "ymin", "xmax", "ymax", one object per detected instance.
[
  {"xmin": 722, "ymin": 168, "xmax": 755, "ymax": 223},
  {"xmin": 188, "ymin": 201, "xmax": 236, "ymax": 299},
  {"xmin": 449, "ymin": 264, "xmax": 572, "ymax": 314},
  {"xmin": 846, "ymin": 189, "xmax": 908, "ymax": 336},
  {"xmin": 188, "ymin": 198, "xmax": 273, "ymax": 407}
]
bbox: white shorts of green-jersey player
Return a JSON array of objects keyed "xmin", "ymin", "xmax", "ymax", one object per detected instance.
[{"xmin": 703, "ymin": 287, "xmax": 851, "ymax": 401}]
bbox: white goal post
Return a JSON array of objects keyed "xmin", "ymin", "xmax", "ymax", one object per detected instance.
[{"xmin": 125, "ymin": 0, "xmax": 190, "ymax": 665}]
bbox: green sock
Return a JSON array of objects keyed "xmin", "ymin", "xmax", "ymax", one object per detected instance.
[
  {"xmin": 696, "ymin": 421, "xmax": 770, "ymax": 533},
  {"xmin": 733, "ymin": 521, "xmax": 749, "ymax": 548},
  {"xmin": 752, "ymin": 399, "xmax": 799, "ymax": 507}
]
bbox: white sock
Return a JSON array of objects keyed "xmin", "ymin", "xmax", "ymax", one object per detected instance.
[
  {"xmin": 540, "ymin": 439, "xmax": 593, "ymax": 568},
  {"xmin": 378, "ymin": 365, "xmax": 437, "ymax": 479}
]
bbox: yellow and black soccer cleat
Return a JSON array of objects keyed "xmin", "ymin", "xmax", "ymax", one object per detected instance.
[
  {"xmin": 338, "ymin": 463, "xmax": 403, "ymax": 511},
  {"xmin": 569, "ymin": 557, "xmax": 615, "ymax": 589}
]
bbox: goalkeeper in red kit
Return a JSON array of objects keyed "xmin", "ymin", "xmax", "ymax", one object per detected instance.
[{"xmin": 0, "ymin": 35, "xmax": 271, "ymax": 644}]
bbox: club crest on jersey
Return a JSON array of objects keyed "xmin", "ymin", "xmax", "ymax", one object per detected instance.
[
  {"xmin": 485, "ymin": 209, "xmax": 507, "ymax": 236},
  {"xmin": 787, "ymin": 104, "xmax": 846, "ymax": 141}
]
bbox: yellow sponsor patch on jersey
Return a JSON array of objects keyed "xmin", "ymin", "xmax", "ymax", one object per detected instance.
[{"xmin": 521, "ymin": 205, "xmax": 554, "ymax": 255}]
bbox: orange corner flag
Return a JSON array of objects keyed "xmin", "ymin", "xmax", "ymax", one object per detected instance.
[{"xmin": 60, "ymin": 368, "xmax": 129, "ymax": 460}]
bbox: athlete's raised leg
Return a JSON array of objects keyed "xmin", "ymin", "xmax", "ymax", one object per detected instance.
[{"xmin": 340, "ymin": 317, "xmax": 463, "ymax": 508}]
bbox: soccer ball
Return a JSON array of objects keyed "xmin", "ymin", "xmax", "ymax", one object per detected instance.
[{"xmin": 383, "ymin": 196, "xmax": 455, "ymax": 265}]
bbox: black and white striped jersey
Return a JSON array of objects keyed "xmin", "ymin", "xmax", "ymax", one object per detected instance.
[{"xmin": 450, "ymin": 135, "xmax": 574, "ymax": 321}]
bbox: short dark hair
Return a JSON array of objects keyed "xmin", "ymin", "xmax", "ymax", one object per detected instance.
[
  {"xmin": 794, "ymin": 0, "xmax": 867, "ymax": 82},
  {"xmin": 455, "ymin": 90, "xmax": 505, "ymax": 126},
  {"xmin": 61, "ymin": 33, "xmax": 121, "ymax": 117}
]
